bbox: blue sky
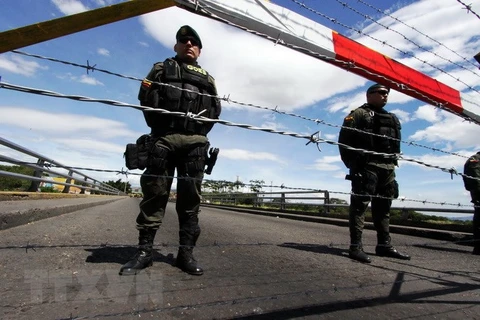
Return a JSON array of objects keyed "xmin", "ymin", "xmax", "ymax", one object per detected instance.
[{"xmin": 1, "ymin": 0, "xmax": 480, "ymax": 212}]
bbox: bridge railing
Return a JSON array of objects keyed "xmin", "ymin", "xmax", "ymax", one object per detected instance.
[
  {"xmin": 202, "ymin": 190, "xmax": 474, "ymax": 221},
  {"xmin": 0, "ymin": 137, "xmax": 123, "ymax": 195},
  {"xmin": 202, "ymin": 190, "xmax": 331, "ymax": 213}
]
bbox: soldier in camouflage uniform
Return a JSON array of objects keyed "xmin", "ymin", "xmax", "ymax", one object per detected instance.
[
  {"xmin": 462, "ymin": 151, "xmax": 480, "ymax": 255},
  {"xmin": 120, "ymin": 26, "xmax": 221, "ymax": 275},
  {"xmin": 338, "ymin": 83, "xmax": 410, "ymax": 263}
]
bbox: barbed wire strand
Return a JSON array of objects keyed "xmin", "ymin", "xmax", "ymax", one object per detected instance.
[
  {"xmin": 4, "ymin": 159, "xmax": 477, "ymax": 209},
  {"xmin": 334, "ymin": 0, "xmax": 480, "ymax": 79},
  {"xmin": 181, "ymin": 0, "xmax": 480, "ymax": 123},
  {"xmin": 9, "ymin": 50, "xmax": 471, "ymax": 159},
  {"xmin": 1, "ymin": 80, "xmax": 477, "ymax": 186},
  {"xmin": 0, "ymin": 2, "xmax": 477, "ymax": 317},
  {"xmin": 289, "ymin": 0, "xmax": 480, "ymax": 96},
  {"xmin": 456, "ymin": 0, "xmax": 480, "ymax": 20},
  {"xmin": 355, "ymin": 0, "xmax": 480, "ymax": 71}
]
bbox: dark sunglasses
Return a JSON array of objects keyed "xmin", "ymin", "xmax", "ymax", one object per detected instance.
[
  {"xmin": 370, "ymin": 90, "xmax": 389, "ymax": 95},
  {"xmin": 178, "ymin": 37, "xmax": 200, "ymax": 47}
]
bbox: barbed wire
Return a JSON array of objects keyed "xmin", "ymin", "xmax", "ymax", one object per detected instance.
[
  {"xmin": 184, "ymin": 0, "xmax": 480, "ymax": 123},
  {"xmin": 1, "ymin": 3, "xmax": 478, "ymax": 212},
  {"xmin": 456, "ymin": 0, "xmax": 480, "ymax": 20},
  {"xmin": 5, "ymin": 159, "xmax": 477, "ymax": 209},
  {"xmin": 11, "ymin": 50, "xmax": 143, "ymax": 82},
  {"xmin": 9, "ymin": 50, "xmax": 471, "ymax": 160},
  {"xmin": 289, "ymin": 0, "xmax": 480, "ymax": 96},
  {"xmin": 355, "ymin": 0, "xmax": 480, "ymax": 71},
  {"xmin": 1, "ymin": 2, "xmax": 478, "ymax": 316},
  {"xmin": 1, "ymin": 81, "xmax": 478, "ymax": 187},
  {"xmin": 334, "ymin": 0, "xmax": 480, "ymax": 80}
]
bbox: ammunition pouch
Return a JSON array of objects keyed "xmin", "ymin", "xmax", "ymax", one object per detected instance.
[
  {"xmin": 385, "ymin": 180, "xmax": 399, "ymax": 199},
  {"xmin": 350, "ymin": 168, "xmax": 377, "ymax": 195},
  {"xmin": 184, "ymin": 143, "xmax": 209, "ymax": 175},
  {"xmin": 124, "ymin": 134, "xmax": 152, "ymax": 170},
  {"xmin": 150, "ymin": 144, "xmax": 169, "ymax": 170},
  {"xmin": 124, "ymin": 135, "xmax": 168, "ymax": 170}
]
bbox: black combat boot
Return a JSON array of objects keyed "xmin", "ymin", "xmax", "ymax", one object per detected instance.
[
  {"xmin": 176, "ymin": 246, "xmax": 203, "ymax": 275},
  {"xmin": 473, "ymin": 236, "xmax": 480, "ymax": 255},
  {"xmin": 376, "ymin": 234, "xmax": 410, "ymax": 260},
  {"xmin": 349, "ymin": 244, "xmax": 371, "ymax": 263},
  {"xmin": 375, "ymin": 244, "xmax": 411, "ymax": 260},
  {"xmin": 119, "ymin": 229, "xmax": 156, "ymax": 275}
]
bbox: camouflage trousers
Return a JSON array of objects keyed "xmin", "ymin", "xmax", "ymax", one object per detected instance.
[
  {"xmin": 349, "ymin": 165, "xmax": 398, "ymax": 246},
  {"xmin": 136, "ymin": 133, "xmax": 208, "ymax": 246}
]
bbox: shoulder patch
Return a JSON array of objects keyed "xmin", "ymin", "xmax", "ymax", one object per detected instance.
[{"xmin": 141, "ymin": 79, "xmax": 152, "ymax": 89}]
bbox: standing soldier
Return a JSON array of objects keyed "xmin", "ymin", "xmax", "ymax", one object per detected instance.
[
  {"xmin": 338, "ymin": 83, "xmax": 410, "ymax": 263},
  {"xmin": 120, "ymin": 25, "xmax": 221, "ymax": 275},
  {"xmin": 462, "ymin": 151, "xmax": 480, "ymax": 255}
]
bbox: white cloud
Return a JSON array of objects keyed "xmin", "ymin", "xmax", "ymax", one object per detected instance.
[
  {"xmin": 0, "ymin": 55, "xmax": 47, "ymax": 77},
  {"xmin": 413, "ymin": 105, "xmax": 441, "ymax": 123},
  {"xmin": 390, "ymin": 108, "xmax": 411, "ymax": 124},
  {"xmin": 408, "ymin": 111, "xmax": 480, "ymax": 149},
  {"xmin": 51, "ymin": 0, "xmax": 89, "ymax": 15},
  {"xmin": 307, "ymin": 155, "xmax": 343, "ymax": 171},
  {"xmin": 78, "ymin": 75, "xmax": 104, "ymax": 86},
  {"xmin": 97, "ymin": 48, "xmax": 110, "ymax": 57},
  {"xmin": 139, "ymin": 8, "xmax": 365, "ymax": 112},
  {"xmin": 0, "ymin": 107, "xmax": 139, "ymax": 140},
  {"xmin": 220, "ymin": 149, "xmax": 285, "ymax": 164}
]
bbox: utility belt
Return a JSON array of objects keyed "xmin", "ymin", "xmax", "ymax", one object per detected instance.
[{"xmin": 124, "ymin": 134, "xmax": 219, "ymax": 174}]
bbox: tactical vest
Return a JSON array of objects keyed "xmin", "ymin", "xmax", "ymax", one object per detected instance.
[
  {"xmin": 360, "ymin": 104, "xmax": 401, "ymax": 162},
  {"xmin": 145, "ymin": 58, "xmax": 219, "ymax": 135}
]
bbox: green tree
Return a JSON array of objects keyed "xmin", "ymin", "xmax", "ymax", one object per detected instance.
[
  {"xmin": 0, "ymin": 165, "xmax": 35, "ymax": 191},
  {"xmin": 233, "ymin": 179, "xmax": 245, "ymax": 191},
  {"xmin": 104, "ymin": 179, "xmax": 132, "ymax": 194},
  {"xmin": 249, "ymin": 179, "xmax": 265, "ymax": 193}
]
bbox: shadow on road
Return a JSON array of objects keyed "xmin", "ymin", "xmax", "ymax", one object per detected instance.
[
  {"xmin": 412, "ymin": 244, "xmax": 472, "ymax": 254},
  {"xmin": 231, "ymin": 277, "xmax": 480, "ymax": 320},
  {"xmin": 278, "ymin": 242, "xmax": 346, "ymax": 257},
  {"xmin": 84, "ymin": 246, "xmax": 175, "ymax": 266}
]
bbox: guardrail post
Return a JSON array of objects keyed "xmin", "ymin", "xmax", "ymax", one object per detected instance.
[
  {"xmin": 62, "ymin": 170, "xmax": 74, "ymax": 193},
  {"xmin": 280, "ymin": 193, "xmax": 285, "ymax": 211},
  {"xmin": 80, "ymin": 177, "xmax": 87, "ymax": 194},
  {"xmin": 324, "ymin": 190, "xmax": 330, "ymax": 214},
  {"xmin": 28, "ymin": 159, "xmax": 45, "ymax": 192}
]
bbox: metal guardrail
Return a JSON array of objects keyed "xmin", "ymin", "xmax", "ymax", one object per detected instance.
[
  {"xmin": 202, "ymin": 190, "xmax": 331, "ymax": 212},
  {"xmin": 202, "ymin": 190, "xmax": 474, "ymax": 219},
  {"xmin": 0, "ymin": 137, "xmax": 123, "ymax": 195}
]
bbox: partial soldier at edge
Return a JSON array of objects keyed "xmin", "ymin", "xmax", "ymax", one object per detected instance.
[{"xmin": 462, "ymin": 151, "xmax": 480, "ymax": 255}]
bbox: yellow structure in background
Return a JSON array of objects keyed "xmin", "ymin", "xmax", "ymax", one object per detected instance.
[{"xmin": 40, "ymin": 177, "xmax": 83, "ymax": 194}]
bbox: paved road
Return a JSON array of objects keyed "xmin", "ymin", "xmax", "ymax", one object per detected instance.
[{"xmin": 0, "ymin": 197, "xmax": 479, "ymax": 319}]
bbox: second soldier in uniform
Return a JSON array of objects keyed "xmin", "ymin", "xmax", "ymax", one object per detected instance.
[{"xmin": 338, "ymin": 83, "xmax": 410, "ymax": 263}]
